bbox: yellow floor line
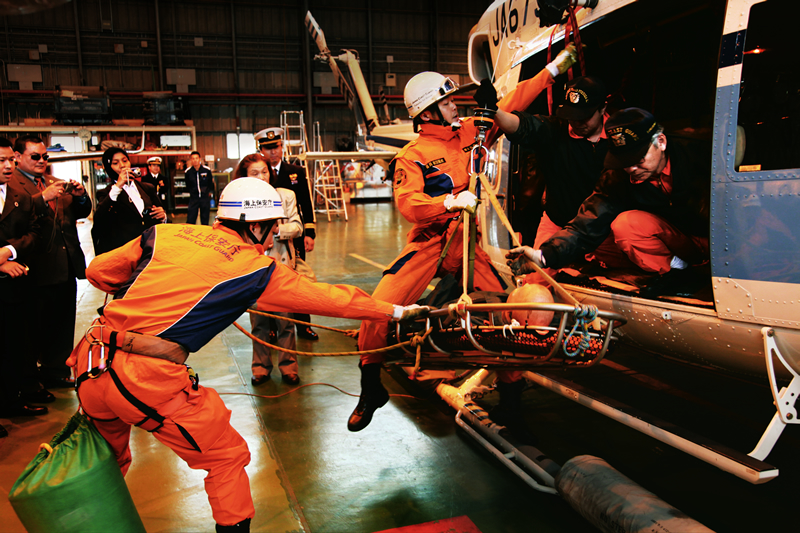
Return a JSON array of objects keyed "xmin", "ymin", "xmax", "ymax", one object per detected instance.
[{"xmin": 349, "ymin": 253, "xmax": 436, "ymax": 292}]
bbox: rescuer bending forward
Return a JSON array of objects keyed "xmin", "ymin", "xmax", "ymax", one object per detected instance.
[
  {"xmin": 350, "ymin": 48, "xmax": 578, "ymax": 434},
  {"xmin": 68, "ymin": 178, "xmax": 423, "ymax": 533}
]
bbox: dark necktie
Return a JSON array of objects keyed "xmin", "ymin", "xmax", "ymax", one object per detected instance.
[{"xmin": 35, "ymin": 176, "xmax": 56, "ymax": 212}]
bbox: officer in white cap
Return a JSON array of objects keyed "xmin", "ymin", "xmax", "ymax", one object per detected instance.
[
  {"xmin": 255, "ymin": 127, "xmax": 319, "ymax": 340},
  {"xmin": 143, "ymin": 156, "xmax": 168, "ymax": 205}
]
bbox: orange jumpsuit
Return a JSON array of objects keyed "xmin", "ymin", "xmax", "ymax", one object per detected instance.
[
  {"xmin": 68, "ymin": 223, "xmax": 395, "ymax": 526},
  {"xmin": 358, "ymin": 69, "xmax": 554, "ymax": 376}
]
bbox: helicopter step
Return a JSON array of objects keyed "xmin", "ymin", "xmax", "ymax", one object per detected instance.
[
  {"xmin": 522, "ymin": 369, "xmax": 779, "ymax": 484},
  {"xmin": 434, "ymin": 368, "xmax": 714, "ymax": 532}
]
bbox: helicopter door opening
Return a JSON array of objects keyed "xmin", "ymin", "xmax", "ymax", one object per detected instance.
[{"xmin": 504, "ymin": 0, "xmax": 725, "ymax": 306}]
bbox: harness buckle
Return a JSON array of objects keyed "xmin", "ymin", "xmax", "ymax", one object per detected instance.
[
  {"xmin": 85, "ymin": 322, "xmax": 109, "ymax": 379},
  {"xmin": 186, "ymin": 365, "xmax": 200, "ymax": 391}
]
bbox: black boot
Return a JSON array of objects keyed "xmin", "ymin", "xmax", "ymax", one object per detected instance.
[
  {"xmin": 216, "ymin": 518, "xmax": 250, "ymax": 532},
  {"xmin": 490, "ymin": 380, "xmax": 537, "ymax": 445},
  {"xmin": 347, "ymin": 363, "xmax": 389, "ymax": 432}
]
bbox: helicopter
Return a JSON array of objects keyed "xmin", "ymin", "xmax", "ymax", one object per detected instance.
[{"xmin": 306, "ymin": 0, "xmax": 799, "ymax": 491}]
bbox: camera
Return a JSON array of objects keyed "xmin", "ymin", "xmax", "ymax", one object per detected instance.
[
  {"xmin": 63, "ymin": 181, "xmax": 75, "ymax": 194},
  {"xmin": 130, "ymin": 167, "xmax": 142, "ymax": 178}
]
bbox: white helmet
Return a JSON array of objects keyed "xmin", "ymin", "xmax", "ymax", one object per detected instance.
[
  {"xmin": 217, "ymin": 177, "xmax": 284, "ymax": 222},
  {"xmin": 404, "ymin": 72, "xmax": 459, "ymax": 119}
]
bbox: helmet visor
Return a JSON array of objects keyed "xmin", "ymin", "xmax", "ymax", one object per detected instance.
[{"xmin": 438, "ymin": 77, "xmax": 458, "ymax": 97}]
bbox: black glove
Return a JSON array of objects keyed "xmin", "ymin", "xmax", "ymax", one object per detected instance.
[{"xmin": 474, "ymin": 78, "xmax": 498, "ymax": 111}]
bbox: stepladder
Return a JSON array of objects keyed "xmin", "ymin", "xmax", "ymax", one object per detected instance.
[
  {"xmin": 280, "ymin": 110, "xmax": 308, "ymax": 165},
  {"xmin": 310, "ymin": 121, "xmax": 348, "ymax": 221},
  {"xmin": 313, "ymin": 158, "xmax": 348, "ymax": 221}
]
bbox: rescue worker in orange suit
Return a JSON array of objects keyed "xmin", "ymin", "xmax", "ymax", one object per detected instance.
[
  {"xmin": 507, "ymin": 108, "xmax": 710, "ymax": 298},
  {"xmin": 67, "ymin": 178, "xmax": 427, "ymax": 532},
  {"xmin": 349, "ymin": 46, "xmax": 579, "ymax": 434}
]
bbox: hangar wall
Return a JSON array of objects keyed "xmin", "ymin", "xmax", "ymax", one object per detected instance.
[{"xmin": 3, "ymin": 0, "xmax": 488, "ymax": 157}]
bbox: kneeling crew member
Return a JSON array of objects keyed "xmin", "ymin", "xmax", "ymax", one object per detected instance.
[
  {"xmin": 68, "ymin": 178, "xmax": 424, "ymax": 533},
  {"xmin": 507, "ymin": 108, "xmax": 709, "ymax": 297}
]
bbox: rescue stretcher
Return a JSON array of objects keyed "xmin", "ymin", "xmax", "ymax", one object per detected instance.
[{"xmin": 387, "ymin": 299, "xmax": 627, "ymax": 370}]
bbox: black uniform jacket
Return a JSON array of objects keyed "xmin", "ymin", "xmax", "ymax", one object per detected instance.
[
  {"xmin": 541, "ymin": 135, "xmax": 710, "ymax": 269},
  {"xmin": 274, "ymin": 160, "xmax": 316, "ymax": 257},
  {"xmin": 0, "ymin": 179, "xmax": 41, "ymax": 302},
  {"xmin": 507, "ymin": 111, "xmax": 609, "ymax": 227},
  {"xmin": 92, "ymin": 180, "xmax": 163, "ymax": 256},
  {"xmin": 185, "ymin": 165, "xmax": 214, "ymax": 200},
  {"xmin": 13, "ymin": 169, "xmax": 91, "ymax": 283}
]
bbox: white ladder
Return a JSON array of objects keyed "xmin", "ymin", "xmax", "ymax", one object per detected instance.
[
  {"xmin": 311, "ymin": 122, "xmax": 348, "ymax": 221},
  {"xmin": 280, "ymin": 110, "xmax": 308, "ymax": 165}
]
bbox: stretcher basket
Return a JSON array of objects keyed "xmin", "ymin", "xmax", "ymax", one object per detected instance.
[{"xmin": 387, "ymin": 299, "xmax": 627, "ymax": 370}]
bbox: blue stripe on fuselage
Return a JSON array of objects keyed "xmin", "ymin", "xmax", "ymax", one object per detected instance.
[
  {"xmin": 415, "ymin": 161, "xmax": 454, "ymax": 198},
  {"xmin": 160, "ymin": 263, "xmax": 276, "ymax": 352}
]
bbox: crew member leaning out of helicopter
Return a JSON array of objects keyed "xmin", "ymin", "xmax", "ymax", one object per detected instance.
[
  {"xmin": 480, "ymin": 75, "xmax": 612, "ymax": 249},
  {"xmin": 507, "ymin": 108, "xmax": 710, "ymax": 298},
  {"xmin": 349, "ymin": 46, "xmax": 580, "ymax": 436}
]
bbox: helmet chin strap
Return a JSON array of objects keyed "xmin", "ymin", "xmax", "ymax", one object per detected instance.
[
  {"xmin": 426, "ymin": 106, "xmax": 461, "ymax": 131},
  {"xmin": 246, "ymin": 221, "xmax": 275, "ymax": 246}
]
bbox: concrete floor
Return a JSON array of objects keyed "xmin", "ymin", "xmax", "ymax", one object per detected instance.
[
  {"xmin": 2, "ymin": 202, "xmax": 799, "ymax": 532},
  {"xmin": 0, "ymin": 204, "xmax": 590, "ymax": 533}
]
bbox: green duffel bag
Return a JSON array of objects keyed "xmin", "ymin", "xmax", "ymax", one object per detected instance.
[{"xmin": 8, "ymin": 411, "xmax": 146, "ymax": 533}]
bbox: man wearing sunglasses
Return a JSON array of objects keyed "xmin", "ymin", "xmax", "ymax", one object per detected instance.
[
  {"xmin": 13, "ymin": 135, "xmax": 92, "ymax": 391},
  {"xmin": 1, "ymin": 136, "xmax": 44, "ymax": 422}
]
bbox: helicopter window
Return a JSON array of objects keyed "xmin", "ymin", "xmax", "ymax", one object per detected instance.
[{"xmin": 736, "ymin": 0, "xmax": 800, "ymax": 172}]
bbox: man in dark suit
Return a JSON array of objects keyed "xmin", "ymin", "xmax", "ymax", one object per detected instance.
[
  {"xmin": 255, "ymin": 127, "xmax": 319, "ymax": 340},
  {"xmin": 13, "ymin": 135, "xmax": 92, "ymax": 389},
  {"xmin": 0, "ymin": 136, "xmax": 47, "ymax": 425}
]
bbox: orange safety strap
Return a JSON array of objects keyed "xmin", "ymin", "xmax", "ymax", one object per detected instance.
[{"xmin": 546, "ymin": 1, "xmax": 587, "ymax": 115}]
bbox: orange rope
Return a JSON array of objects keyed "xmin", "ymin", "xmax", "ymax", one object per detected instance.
[
  {"xmin": 247, "ymin": 308, "xmax": 352, "ymax": 334},
  {"xmin": 233, "ymin": 320, "xmax": 433, "ymax": 358}
]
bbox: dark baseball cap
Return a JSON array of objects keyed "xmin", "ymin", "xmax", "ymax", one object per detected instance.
[
  {"xmin": 603, "ymin": 108, "xmax": 659, "ymax": 169},
  {"xmin": 555, "ymin": 76, "xmax": 607, "ymax": 121}
]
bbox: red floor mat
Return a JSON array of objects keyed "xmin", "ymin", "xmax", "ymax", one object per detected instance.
[{"xmin": 373, "ymin": 515, "xmax": 482, "ymax": 533}]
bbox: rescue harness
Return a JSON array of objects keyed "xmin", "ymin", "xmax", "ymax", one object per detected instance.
[{"xmin": 74, "ymin": 321, "xmax": 201, "ymax": 449}]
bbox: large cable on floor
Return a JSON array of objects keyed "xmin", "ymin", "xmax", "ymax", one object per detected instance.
[{"xmin": 556, "ymin": 455, "xmax": 713, "ymax": 533}]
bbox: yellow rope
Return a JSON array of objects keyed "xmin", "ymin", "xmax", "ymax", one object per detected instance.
[
  {"xmin": 246, "ymin": 308, "xmax": 353, "ymax": 334},
  {"xmin": 232, "ymin": 320, "xmax": 431, "ymax": 357},
  {"xmin": 218, "ymin": 382, "xmax": 417, "ymax": 400},
  {"xmin": 409, "ymin": 327, "xmax": 434, "ymax": 379}
]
